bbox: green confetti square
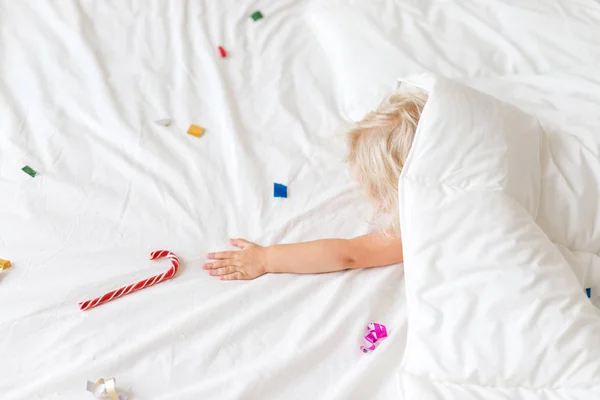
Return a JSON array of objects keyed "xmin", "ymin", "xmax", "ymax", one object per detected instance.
[
  {"xmin": 251, "ymin": 10, "xmax": 263, "ymax": 21},
  {"xmin": 22, "ymin": 165, "xmax": 37, "ymax": 177}
]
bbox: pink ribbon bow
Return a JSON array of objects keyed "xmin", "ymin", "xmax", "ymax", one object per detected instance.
[{"xmin": 360, "ymin": 322, "xmax": 388, "ymax": 353}]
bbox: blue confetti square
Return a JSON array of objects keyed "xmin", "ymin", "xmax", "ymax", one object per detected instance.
[
  {"xmin": 586, "ymin": 288, "xmax": 591, "ymax": 298},
  {"xmin": 273, "ymin": 183, "xmax": 287, "ymax": 198}
]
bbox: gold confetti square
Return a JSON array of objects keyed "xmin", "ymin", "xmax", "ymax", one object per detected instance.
[{"xmin": 187, "ymin": 124, "xmax": 205, "ymax": 138}]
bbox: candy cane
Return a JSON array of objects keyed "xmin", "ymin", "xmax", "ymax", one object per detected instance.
[
  {"xmin": 79, "ymin": 250, "xmax": 179, "ymax": 311},
  {"xmin": 360, "ymin": 322, "xmax": 388, "ymax": 353}
]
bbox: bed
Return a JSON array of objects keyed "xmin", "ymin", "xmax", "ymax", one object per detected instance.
[{"xmin": 1, "ymin": 1, "xmax": 600, "ymax": 399}]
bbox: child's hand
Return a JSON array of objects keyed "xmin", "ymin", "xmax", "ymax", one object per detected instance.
[{"xmin": 203, "ymin": 238, "xmax": 267, "ymax": 280}]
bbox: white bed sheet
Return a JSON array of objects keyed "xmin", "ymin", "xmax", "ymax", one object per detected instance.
[
  {"xmin": 1, "ymin": 1, "xmax": 600, "ymax": 399},
  {"xmin": 0, "ymin": 1, "xmax": 406, "ymax": 399}
]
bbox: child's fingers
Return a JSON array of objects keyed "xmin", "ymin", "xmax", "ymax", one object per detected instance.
[
  {"xmin": 230, "ymin": 238, "xmax": 251, "ymax": 249},
  {"xmin": 220, "ymin": 272, "xmax": 245, "ymax": 280},
  {"xmin": 203, "ymin": 262, "xmax": 219, "ymax": 270},
  {"xmin": 207, "ymin": 251, "xmax": 236, "ymax": 260},
  {"xmin": 203, "ymin": 260, "xmax": 239, "ymax": 269},
  {"xmin": 209, "ymin": 266, "xmax": 237, "ymax": 276}
]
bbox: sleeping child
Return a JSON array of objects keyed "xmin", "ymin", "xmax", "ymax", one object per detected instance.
[{"xmin": 203, "ymin": 89, "xmax": 428, "ymax": 280}]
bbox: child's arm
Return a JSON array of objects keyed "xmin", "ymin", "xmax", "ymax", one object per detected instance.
[{"xmin": 203, "ymin": 231, "xmax": 403, "ymax": 280}]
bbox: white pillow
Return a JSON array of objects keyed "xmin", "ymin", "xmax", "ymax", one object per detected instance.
[{"xmin": 398, "ymin": 75, "xmax": 600, "ymax": 398}]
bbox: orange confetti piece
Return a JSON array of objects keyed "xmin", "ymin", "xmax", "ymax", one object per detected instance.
[
  {"xmin": 187, "ymin": 124, "xmax": 205, "ymax": 138},
  {"xmin": 0, "ymin": 259, "xmax": 11, "ymax": 270}
]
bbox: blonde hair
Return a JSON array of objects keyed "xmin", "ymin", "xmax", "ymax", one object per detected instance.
[{"xmin": 346, "ymin": 89, "xmax": 428, "ymax": 234}]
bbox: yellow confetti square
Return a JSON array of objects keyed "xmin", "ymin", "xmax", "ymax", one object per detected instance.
[
  {"xmin": 0, "ymin": 259, "xmax": 11, "ymax": 270},
  {"xmin": 187, "ymin": 124, "xmax": 205, "ymax": 138}
]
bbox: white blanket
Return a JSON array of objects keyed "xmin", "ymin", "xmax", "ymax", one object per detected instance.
[{"xmin": 398, "ymin": 74, "xmax": 600, "ymax": 399}]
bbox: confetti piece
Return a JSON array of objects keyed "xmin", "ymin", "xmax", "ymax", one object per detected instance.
[
  {"xmin": 273, "ymin": 183, "xmax": 287, "ymax": 198},
  {"xmin": 187, "ymin": 124, "xmax": 205, "ymax": 138},
  {"xmin": 79, "ymin": 250, "xmax": 179, "ymax": 311},
  {"xmin": 155, "ymin": 118, "xmax": 172, "ymax": 126},
  {"xmin": 0, "ymin": 259, "xmax": 11, "ymax": 270},
  {"xmin": 218, "ymin": 46, "xmax": 227, "ymax": 58},
  {"xmin": 87, "ymin": 377, "xmax": 127, "ymax": 400},
  {"xmin": 251, "ymin": 10, "xmax": 263, "ymax": 21},
  {"xmin": 360, "ymin": 322, "xmax": 388, "ymax": 353},
  {"xmin": 22, "ymin": 165, "xmax": 36, "ymax": 177},
  {"xmin": 586, "ymin": 288, "xmax": 591, "ymax": 298}
]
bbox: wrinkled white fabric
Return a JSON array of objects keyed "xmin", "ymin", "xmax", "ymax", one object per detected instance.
[
  {"xmin": 398, "ymin": 74, "xmax": 600, "ymax": 399},
  {"xmin": 307, "ymin": 0, "xmax": 600, "ymax": 121},
  {"xmin": 3, "ymin": 0, "xmax": 600, "ymax": 399},
  {"xmin": 0, "ymin": 1, "xmax": 407, "ymax": 399}
]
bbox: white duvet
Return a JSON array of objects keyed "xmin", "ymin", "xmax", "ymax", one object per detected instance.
[{"xmin": 397, "ymin": 74, "xmax": 600, "ymax": 399}]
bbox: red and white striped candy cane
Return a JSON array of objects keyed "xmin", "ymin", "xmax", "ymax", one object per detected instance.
[{"xmin": 79, "ymin": 250, "xmax": 179, "ymax": 311}]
